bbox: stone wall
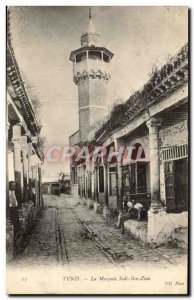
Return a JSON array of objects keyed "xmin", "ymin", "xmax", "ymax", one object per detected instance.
[
  {"xmin": 98, "ymin": 192, "xmax": 105, "ymax": 204},
  {"xmin": 69, "ymin": 130, "xmax": 80, "ymax": 146},
  {"xmin": 147, "ymin": 208, "xmax": 188, "ymax": 247},
  {"xmin": 78, "ymin": 78, "xmax": 108, "ymax": 141},
  {"xmin": 78, "ymin": 78, "xmax": 107, "ymax": 108},
  {"xmin": 6, "ymin": 219, "xmax": 14, "ymax": 262},
  {"xmin": 87, "ymin": 198, "xmax": 95, "ymax": 209},
  {"xmin": 108, "ymin": 195, "xmax": 117, "ymax": 211},
  {"xmin": 124, "ymin": 220, "xmax": 148, "ymax": 243},
  {"xmin": 79, "ymin": 108, "xmax": 90, "ymax": 141},
  {"xmin": 159, "ymin": 120, "xmax": 188, "ymax": 148},
  {"xmin": 94, "ymin": 202, "xmax": 103, "ymax": 214},
  {"xmin": 103, "ymin": 206, "xmax": 112, "ymax": 218},
  {"xmin": 7, "ymin": 201, "xmax": 40, "ymax": 260},
  {"xmin": 71, "ymin": 183, "xmax": 79, "ymax": 199},
  {"xmin": 123, "ymin": 210, "xmax": 188, "ymax": 248},
  {"xmin": 18, "ymin": 201, "xmax": 37, "ymax": 235},
  {"xmin": 89, "ymin": 107, "xmax": 108, "ymax": 128}
]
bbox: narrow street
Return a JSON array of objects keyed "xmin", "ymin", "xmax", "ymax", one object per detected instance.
[
  {"xmin": 6, "ymin": 7, "xmax": 189, "ymax": 295},
  {"xmin": 10, "ymin": 195, "xmax": 187, "ymax": 270}
]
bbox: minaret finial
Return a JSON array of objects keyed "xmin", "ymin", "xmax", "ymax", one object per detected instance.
[{"xmin": 89, "ymin": 7, "xmax": 92, "ymax": 19}]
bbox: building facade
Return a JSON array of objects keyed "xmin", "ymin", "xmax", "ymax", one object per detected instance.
[
  {"xmin": 6, "ymin": 10, "xmax": 44, "ymax": 261},
  {"xmin": 69, "ymin": 15, "xmax": 188, "ymax": 247}
]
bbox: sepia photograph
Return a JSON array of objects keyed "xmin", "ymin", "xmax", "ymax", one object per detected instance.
[{"xmin": 6, "ymin": 5, "xmax": 189, "ymax": 295}]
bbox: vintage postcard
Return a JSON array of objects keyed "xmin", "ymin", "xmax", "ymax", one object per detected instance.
[{"xmin": 6, "ymin": 6, "xmax": 189, "ymax": 295}]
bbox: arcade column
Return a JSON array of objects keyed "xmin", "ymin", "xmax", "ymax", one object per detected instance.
[{"xmin": 12, "ymin": 124, "xmax": 23, "ymax": 204}]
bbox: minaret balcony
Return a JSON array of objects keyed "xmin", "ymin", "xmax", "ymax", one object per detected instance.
[{"xmin": 73, "ymin": 59, "xmax": 110, "ymax": 82}]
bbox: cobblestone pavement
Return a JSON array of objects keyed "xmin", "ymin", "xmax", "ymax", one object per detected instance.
[
  {"xmin": 10, "ymin": 195, "xmax": 187, "ymax": 270},
  {"xmin": 10, "ymin": 197, "xmax": 58, "ymax": 268}
]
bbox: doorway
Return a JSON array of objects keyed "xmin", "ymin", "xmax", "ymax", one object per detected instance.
[{"xmin": 165, "ymin": 158, "xmax": 188, "ymax": 212}]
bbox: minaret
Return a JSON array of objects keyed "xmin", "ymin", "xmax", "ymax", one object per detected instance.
[{"xmin": 70, "ymin": 9, "xmax": 114, "ymax": 142}]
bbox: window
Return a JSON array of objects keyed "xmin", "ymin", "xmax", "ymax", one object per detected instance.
[
  {"xmin": 129, "ymin": 164, "xmax": 136, "ymax": 194},
  {"xmin": 88, "ymin": 173, "xmax": 92, "ymax": 198},
  {"xmin": 165, "ymin": 158, "xmax": 188, "ymax": 213},
  {"xmin": 83, "ymin": 166, "xmax": 86, "ymax": 196},
  {"xmin": 122, "ymin": 165, "xmax": 130, "ymax": 195},
  {"xmin": 122, "ymin": 163, "xmax": 147, "ymax": 195},
  {"xmin": 99, "ymin": 166, "xmax": 104, "ymax": 193},
  {"xmin": 76, "ymin": 52, "xmax": 86, "ymax": 63},
  {"xmin": 74, "ymin": 167, "xmax": 77, "ymax": 184},
  {"xmin": 131, "ymin": 143, "xmax": 145, "ymax": 160},
  {"xmin": 109, "ymin": 167, "xmax": 117, "ymax": 196},
  {"xmin": 174, "ymin": 158, "xmax": 188, "ymax": 211},
  {"xmin": 88, "ymin": 50, "xmax": 102, "ymax": 60},
  {"xmin": 137, "ymin": 163, "xmax": 147, "ymax": 193},
  {"xmin": 103, "ymin": 52, "xmax": 110, "ymax": 63}
]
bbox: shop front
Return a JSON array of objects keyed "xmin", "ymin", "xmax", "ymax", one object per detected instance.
[{"xmin": 122, "ymin": 162, "xmax": 151, "ymax": 219}]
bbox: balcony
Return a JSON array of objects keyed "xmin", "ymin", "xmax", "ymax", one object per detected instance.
[{"xmin": 73, "ymin": 59, "xmax": 110, "ymax": 78}]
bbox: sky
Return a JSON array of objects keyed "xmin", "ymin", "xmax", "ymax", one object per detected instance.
[{"xmin": 9, "ymin": 6, "xmax": 188, "ymax": 178}]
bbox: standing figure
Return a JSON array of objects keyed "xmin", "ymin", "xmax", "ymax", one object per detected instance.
[
  {"xmin": 115, "ymin": 196, "xmax": 128, "ymax": 229},
  {"xmin": 9, "ymin": 181, "xmax": 20, "ymax": 234}
]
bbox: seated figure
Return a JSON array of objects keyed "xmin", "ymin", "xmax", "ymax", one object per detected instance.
[{"xmin": 116, "ymin": 198, "xmax": 143, "ymax": 234}]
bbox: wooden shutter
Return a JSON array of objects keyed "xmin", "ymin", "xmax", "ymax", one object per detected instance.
[
  {"xmin": 164, "ymin": 161, "xmax": 176, "ymax": 212},
  {"xmin": 99, "ymin": 166, "xmax": 104, "ymax": 193}
]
